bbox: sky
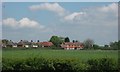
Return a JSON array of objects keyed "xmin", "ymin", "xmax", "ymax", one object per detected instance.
[
  {"xmin": 2, "ymin": 0, "xmax": 120, "ymax": 2},
  {"xmin": 2, "ymin": 2, "xmax": 118, "ymax": 45}
]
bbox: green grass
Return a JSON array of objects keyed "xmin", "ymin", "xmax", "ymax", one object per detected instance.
[{"xmin": 2, "ymin": 48, "xmax": 118, "ymax": 62}]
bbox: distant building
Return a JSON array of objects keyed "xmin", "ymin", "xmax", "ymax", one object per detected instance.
[
  {"xmin": 17, "ymin": 40, "xmax": 31, "ymax": 48},
  {"xmin": 31, "ymin": 42, "xmax": 38, "ymax": 48},
  {"xmin": 38, "ymin": 42, "xmax": 53, "ymax": 47},
  {"xmin": 2, "ymin": 44, "xmax": 6, "ymax": 48},
  {"xmin": 6, "ymin": 41, "xmax": 17, "ymax": 48},
  {"xmin": 61, "ymin": 42, "xmax": 84, "ymax": 50}
]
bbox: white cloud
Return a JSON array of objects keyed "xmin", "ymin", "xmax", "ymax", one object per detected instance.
[
  {"xmin": 63, "ymin": 3, "xmax": 118, "ymax": 27},
  {"xmin": 99, "ymin": 3, "xmax": 118, "ymax": 13},
  {"xmin": 3, "ymin": 18, "xmax": 45, "ymax": 29},
  {"xmin": 58, "ymin": 3, "xmax": 118, "ymax": 45},
  {"xmin": 64, "ymin": 12, "xmax": 85, "ymax": 21},
  {"xmin": 29, "ymin": 3, "xmax": 66, "ymax": 16},
  {"xmin": 3, "ymin": 18, "xmax": 18, "ymax": 27}
]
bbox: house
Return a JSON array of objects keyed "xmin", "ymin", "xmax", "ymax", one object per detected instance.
[
  {"xmin": 38, "ymin": 42, "xmax": 53, "ymax": 47},
  {"xmin": 12, "ymin": 43, "xmax": 17, "ymax": 47},
  {"xmin": 31, "ymin": 42, "xmax": 38, "ymax": 48},
  {"xmin": 61, "ymin": 42, "xmax": 84, "ymax": 50},
  {"xmin": 2, "ymin": 43, "xmax": 6, "ymax": 48},
  {"xmin": 6, "ymin": 41, "xmax": 17, "ymax": 48},
  {"xmin": 17, "ymin": 42, "xmax": 24, "ymax": 47},
  {"xmin": 17, "ymin": 40, "xmax": 31, "ymax": 48}
]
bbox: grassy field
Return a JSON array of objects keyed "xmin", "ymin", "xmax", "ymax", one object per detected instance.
[{"xmin": 2, "ymin": 48, "xmax": 118, "ymax": 62}]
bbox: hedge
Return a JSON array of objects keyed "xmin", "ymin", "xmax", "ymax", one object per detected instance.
[{"xmin": 2, "ymin": 57, "xmax": 119, "ymax": 72}]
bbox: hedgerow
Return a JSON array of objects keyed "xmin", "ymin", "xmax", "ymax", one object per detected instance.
[{"xmin": 2, "ymin": 57, "xmax": 119, "ymax": 72}]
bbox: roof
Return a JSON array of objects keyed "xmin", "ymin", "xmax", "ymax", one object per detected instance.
[
  {"xmin": 7, "ymin": 41, "xmax": 17, "ymax": 46},
  {"xmin": 62, "ymin": 42, "xmax": 83, "ymax": 45},
  {"xmin": 31, "ymin": 42, "xmax": 38, "ymax": 45},
  {"xmin": 17, "ymin": 40, "xmax": 31, "ymax": 45},
  {"xmin": 61, "ymin": 42, "xmax": 84, "ymax": 48},
  {"xmin": 38, "ymin": 42, "xmax": 53, "ymax": 46}
]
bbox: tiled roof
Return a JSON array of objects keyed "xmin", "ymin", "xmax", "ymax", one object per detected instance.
[
  {"xmin": 38, "ymin": 42, "xmax": 53, "ymax": 46},
  {"xmin": 17, "ymin": 40, "xmax": 31, "ymax": 45},
  {"xmin": 63, "ymin": 42, "xmax": 83, "ymax": 45},
  {"xmin": 7, "ymin": 41, "xmax": 17, "ymax": 45}
]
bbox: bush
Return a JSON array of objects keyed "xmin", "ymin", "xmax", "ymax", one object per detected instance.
[
  {"xmin": 2, "ymin": 57, "xmax": 118, "ymax": 72},
  {"xmin": 87, "ymin": 58, "xmax": 118, "ymax": 72}
]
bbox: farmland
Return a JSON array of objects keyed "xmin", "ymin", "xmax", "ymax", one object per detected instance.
[
  {"xmin": 2, "ymin": 48, "xmax": 119, "ymax": 71},
  {"xmin": 2, "ymin": 48, "xmax": 118, "ymax": 61}
]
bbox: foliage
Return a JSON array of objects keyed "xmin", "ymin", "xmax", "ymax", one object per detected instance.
[
  {"xmin": 99, "ymin": 41, "xmax": 120, "ymax": 50},
  {"xmin": 104, "ymin": 45, "xmax": 109, "ymax": 48},
  {"xmin": 2, "ymin": 57, "xmax": 118, "ymax": 72},
  {"xmin": 92, "ymin": 44, "xmax": 100, "ymax": 49},
  {"xmin": 87, "ymin": 58, "xmax": 118, "ymax": 72},
  {"xmin": 88, "ymin": 40, "xmax": 120, "ymax": 50},
  {"xmin": 72, "ymin": 40, "xmax": 79, "ymax": 43},
  {"xmin": 49, "ymin": 36, "xmax": 63, "ymax": 47},
  {"xmin": 64, "ymin": 37, "xmax": 70, "ymax": 42},
  {"xmin": 83, "ymin": 39, "xmax": 94, "ymax": 49},
  {"xmin": 109, "ymin": 41, "xmax": 119, "ymax": 50},
  {"xmin": 2, "ymin": 39, "xmax": 9, "ymax": 44}
]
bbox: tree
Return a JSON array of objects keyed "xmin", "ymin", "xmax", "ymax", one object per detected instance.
[
  {"xmin": 72, "ymin": 40, "xmax": 79, "ymax": 43},
  {"xmin": 49, "ymin": 36, "xmax": 63, "ymax": 47},
  {"xmin": 2, "ymin": 39, "xmax": 9, "ymax": 44},
  {"xmin": 64, "ymin": 37, "xmax": 70, "ymax": 42},
  {"xmin": 93, "ymin": 44, "xmax": 100, "ymax": 49},
  {"xmin": 109, "ymin": 41, "xmax": 118, "ymax": 50},
  {"xmin": 104, "ymin": 45, "xmax": 109, "ymax": 48},
  {"xmin": 37, "ymin": 40, "xmax": 39, "ymax": 42},
  {"xmin": 59, "ymin": 37, "xmax": 65, "ymax": 43},
  {"xmin": 31, "ymin": 40, "xmax": 33, "ymax": 42},
  {"xmin": 83, "ymin": 39, "xmax": 94, "ymax": 49},
  {"xmin": 73, "ymin": 40, "xmax": 75, "ymax": 43},
  {"xmin": 75, "ymin": 40, "xmax": 79, "ymax": 42}
]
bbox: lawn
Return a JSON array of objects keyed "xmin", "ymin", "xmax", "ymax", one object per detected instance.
[{"xmin": 2, "ymin": 48, "xmax": 118, "ymax": 62}]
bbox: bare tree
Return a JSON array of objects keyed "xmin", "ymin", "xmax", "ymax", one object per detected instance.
[{"xmin": 83, "ymin": 39, "xmax": 94, "ymax": 49}]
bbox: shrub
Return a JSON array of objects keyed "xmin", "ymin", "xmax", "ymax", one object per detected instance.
[
  {"xmin": 2, "ymin": 57, "xmax": 118, "ymax": 72},
  {"xmin": 87, "ymin": 58, "xmax": 118, "ymax": 72}
]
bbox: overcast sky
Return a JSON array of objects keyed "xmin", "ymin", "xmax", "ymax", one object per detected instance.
[{"xmin": 2, "ymin": 2, "xmax": 118, "ymax": 45}]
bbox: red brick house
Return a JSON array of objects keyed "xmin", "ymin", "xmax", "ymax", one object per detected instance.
[
  {"xmin": 38, "ymin": 42, "xmax": 53, "ymax": 47},
  {"xmin": 61, "ymin": 42, "xmax": 84, "ymax": 50}
]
